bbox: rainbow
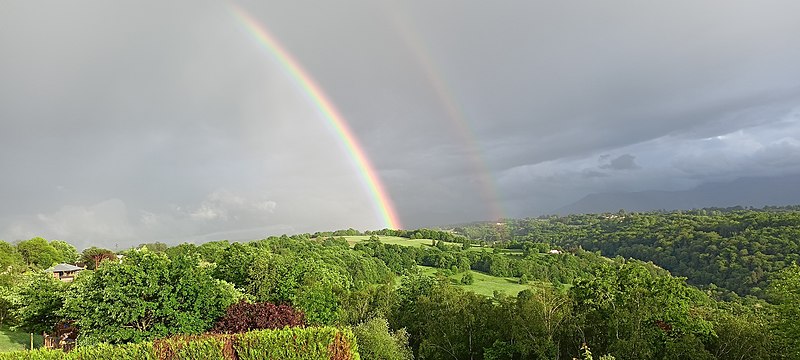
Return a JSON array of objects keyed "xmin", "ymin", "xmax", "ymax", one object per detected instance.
[
  {"xmin": 230, "ymin": 5, "xmax": 402, "ymax": 229},
  {"xmin": 387, "ymin": 7, "xmax": 506, "ymax": 222}
]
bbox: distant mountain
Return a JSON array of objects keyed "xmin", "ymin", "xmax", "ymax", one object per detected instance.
[{"xmin": 555, "ymin": 174, "xmax": 800, "ymax": 215}]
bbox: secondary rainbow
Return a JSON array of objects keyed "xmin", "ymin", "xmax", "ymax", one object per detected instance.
[
  {"xmin": 230, "ymin": 5, "xmax": 401, "ymax": 229},
  {"xmin": 387, "ymin": 6, "xmax": 506, "ymax": 222}
]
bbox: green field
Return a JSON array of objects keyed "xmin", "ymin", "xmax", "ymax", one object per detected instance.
[
  {"xmin": 345, "ymin": 235, "xmax": 523, "ymax": 254},
  {"xmin": 417, "ymin": 266, "xmax": 537, "ymax": 297},
  {"xmin": 345, "ymin": 235, "xmax": 434, "ymax": 248},
  {"xmin": 0, "ymin": 326, "xmax": 42, "ymax": 352}
]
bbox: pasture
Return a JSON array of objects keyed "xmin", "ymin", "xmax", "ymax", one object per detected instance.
[{"xmin": 0, "ymin": 325, "xmax": 42, "ymax": 352}]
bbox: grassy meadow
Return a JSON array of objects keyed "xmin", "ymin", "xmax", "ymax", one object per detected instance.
[
  {"xmin": 0, "ymin": 325, "xmax": 42, "ymax": 352},
  {"xmin": 344, "ymin": 235, "xmax": 524, "ymax": 254},
  {"xmin": 417, "ymin": 266, "xmax": 537, "ymax": 297}
]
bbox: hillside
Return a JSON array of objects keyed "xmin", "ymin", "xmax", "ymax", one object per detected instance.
[
  {"xmin": 556, "ymin": 174, "xmax": 800, "ymax": 215},
  {"xmin": 2, "ymin": 221, "xmax": 799, "ymax": 359}
]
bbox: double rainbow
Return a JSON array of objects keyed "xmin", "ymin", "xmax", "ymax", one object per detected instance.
[{"xmin": 230, "ymin": 6, "xmax": 401, "ymax": 229}]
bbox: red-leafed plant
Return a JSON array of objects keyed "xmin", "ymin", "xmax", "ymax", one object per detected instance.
[{"xmin": 212, "ymin": 301, "xmax": 305, "ymax": 334}]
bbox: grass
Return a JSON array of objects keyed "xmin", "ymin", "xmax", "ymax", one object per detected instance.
[
  {"xmin": 0, "ymin": 325, "xmax": 43, "ymax": 352},
  {"xmin": 416, "ymin": 266, "xmax": 539, "ymax": 297},
  {"xmin": 345, "ymin": 235, "xmax": 524, "ymax": 254},
  {"xmin": 344, "ymin": 235, "xmax": 434, "ymax": 248},
  {"xmin": 346, "ymin": 236, "xmax": 551, "ymax": 296}
]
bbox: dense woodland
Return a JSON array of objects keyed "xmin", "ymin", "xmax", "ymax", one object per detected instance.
[{"xmin": 0, "ymin": 207, "xmax": 798, "ymax": 359}]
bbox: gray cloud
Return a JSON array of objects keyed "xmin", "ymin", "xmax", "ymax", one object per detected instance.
[
  {"xmin": 2, "ymin": 1, "xmax": 800, "ymax": 245},
  {"xmin": 600, "ymin": 154, "xmax": 640, "ymax": 171}
]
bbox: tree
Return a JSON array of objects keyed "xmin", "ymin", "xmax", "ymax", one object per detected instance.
[
  {"xmin": 16, "ymin": 237, "xmax": 60, "ymax": 269},
  {"xmin": 50, "ymin": 240, "xmax": 79, "ymax": 264},
  {"xmin": 0, "ymin": 241, "xmax": 24, "ymax": 327},
  {"xmin": 136, "ymin": 242, "xmax": 169, "ymax": 253},
  {"xmin": 80, "ymin": 247, "xmax": 116, "ymax": 270},
  {"xmin": 11, "ymin": 272, "xmax": 67, "ymax": 333},
  {"xmin": 518, "ymin": 274, "xmax": 530, "ymax": 284},
  {"xmin": 353, "ymin": 317, "xmax": 413, "ymax": 360},
  {"xmin": 212, "ymin": 242, "xmax": 255, "ymax": 288},
  {"xmin": 496, "ymin": 288, "xmax": 572, "ymax": 359},
  {"xmin": 460, "ymin": 271, "xmax": 474, "ymax": 285},
  {"xmin": 61, "ymin": 250, "xmax": 239, "ymax": 344},
  {"xmin": 196, "ymin": 240, "xmax": 230, "ymax": 263},
  {"xmin": 165, "ymin": 243, "xmax": 198, "ymax": 259},
  {"xmin": 0, "ymin": 240, "xmax": 25, "ymax": 275},
  {"xmin": 248, "ymin": 254, "xmax": 348, "ymax": 325},
  {"xmin": 769, "ymin": 265, "xmax": 800, "ymax": 359},
  {"xmin": 570, "ymin": 262, "xmax": 714, "ymax": 359},
  {"xmin": 394, "ymin": 277, "xmax": 494, "ymax": 360}
]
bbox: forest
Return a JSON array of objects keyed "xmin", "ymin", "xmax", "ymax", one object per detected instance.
[{"xmin": 0, "ymin": 207, "xmax": 798, "ymax": 359}]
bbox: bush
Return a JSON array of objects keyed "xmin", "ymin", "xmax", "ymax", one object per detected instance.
[
  {"xmin": 66, "ymin": 342, "xmax": 156, "ymax": 360},
  {"xmin": 212, "ymin": 301, "xmax": 305, "ymax": 333},
  {"xmin": 0, "ymin": 349, "xmax": 63, "ymax": 360},
  {"xmin": 235, "ymin": 327, "xmax": 359, "ymax": 360},
  {"xmin": 0, "ymin": 327, "xmax": 359, "ymax": 360},
  {"xmin": 353, "ymin": 318, "xmax": 412, "ymax": 360}
]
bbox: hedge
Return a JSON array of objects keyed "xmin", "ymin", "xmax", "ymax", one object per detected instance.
[{"xmin": 0, "ymin": 327, "xmax": 359, "ymax": 360}]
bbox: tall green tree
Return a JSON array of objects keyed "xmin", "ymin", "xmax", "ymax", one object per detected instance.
[
  {"xmin": 136, "ymin": 242, "xmax": 169, "ymax": 253},
  {"xmin": 769, "ymin": 265, "xmax": 800, "ymax": 359},
  {"xmin": 0, "ymin": 241, "xmax": 25, "ymax": 327},
  {"xmin": 393, "ymin": 276, "xmax": 494, "ymax": 360},
  {"xmin": 79, "ymin": 247, "xmax": 116, "ymax": 270},
  {"xmin": 16, "ymin": 237, "xmax": 60, "ymax": 269},
  {"xmin": 571, "ymin": 262, "xmax": 714, "ymax": 359},
  {"xmin": 212, "ymin": 242, "xmax": 256, "ymax": 288},
  {"xmin": 50, "ymin": 240, "xmax": 79, "ymax": 264},
  {"xmin": 11, "ymin": 272, "xmax": 67, "ymax": 333},
  {"xmin": 248, "ymin": 253, "xmax": 348, "ymax": 325}
]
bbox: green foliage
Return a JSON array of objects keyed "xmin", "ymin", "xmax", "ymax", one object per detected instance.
[
  {"xmin": 459, "ymin": 209, "xmax": 800, "ymax": 298},
  {"xmin": 0, "ymin": 327, "xmax": 359, "ymax": 360},
  {"xmin": 0, "ymin": 242, "xmax": 25, "ymax": 328},
  {"xmin": 16, "ymin": 238, "xmax": 60, "ymax": 269},
  {"xmin": 11, "ymin": 272, "xmax": 66, "ymax": 333},
  {"xmin": 394, "ymin": 277, "xmax": 495, "ymax": 360},
  {"xmin": 248, "ymin": 251, "xmax": 349, "ymax": 326},
  {"xmin": 234, "ymin": 327, "xmax": 360, "ymax": 360},
  {"xmin": 578, "ymin": 343, "xmax": 616, "ymax": 360},
  {"xmin": 78, "ymin": 247, "xmax": 115, "ymax": 270},
  {"xmin": 460, "ymin": 271, "xmax": 474, "ymax": 285},
  {"xmin": 155, "ymin": 336, "xmax": 226, "ymax": 360},
  {"xmin": 768, "ymin": 265, "xmax": 800, "ymax": 359},
  {"xmin": 571, "ymin": 262, "xmax": 714, "ymax": 359},
  {"xmin": 341, "ymin": 285, "xmax": 396, "ymax": 325},
  {"xmin": 196, "ymin": 240, "xmax": 230, "ymax": 264},
  {"xmin": 66, "ymin": 342, "xmax": 156, "ymax": 360},
  {"xmin": 49, "ymin": 241, "xmax": 78, "ymax": 265},
  {"xmin": 212, "ymin": 242, "xmax": 256, "ymax": 288},
  {"xmin": 61, "ymin": 250, "xmax": 238, "ymax": 344},
  {"xmin": 353, "ymin": 317, "xmax": 412, "ymax": 360},
  {"xmin": 0, "ymin": 241, "xmax": 24, "ymax": 278},
  {"xmin": 164, "ymin": 243, "xmax": 198, "ymax": 260},
  {"xmin": 0, "ymin": 348, "xmax": 63, "ymax": 360}
]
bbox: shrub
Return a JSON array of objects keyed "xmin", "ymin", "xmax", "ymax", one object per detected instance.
[
  {"xmin": 352, "ymin": 318, "xmax": 412, "ymax": 360},
  {"xmin": 212, "ymin": 301, "xmax": 305, "ymax": 333},
  {"xmin": 0, "ymin": 327, "xmax": 358, "ymax": 360},
  {"xmin": 65, "ymin": 342, "xmax": 156, "ymax": 360},
  {"xmin": 154, "ymin": 335, "xmax": 229, "ymax": 360},
  {"xmin": 235, "ymin": 327, "xmax": 359, "ymax": 360}
]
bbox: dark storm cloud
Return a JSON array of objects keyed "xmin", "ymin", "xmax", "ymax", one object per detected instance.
[{"xmin": 2, "ymin": 0, "xmax": 800, "ymax": 246}]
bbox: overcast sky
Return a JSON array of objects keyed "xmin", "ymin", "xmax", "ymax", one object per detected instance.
[{"xmin": 2, "ymin": 1, "xmax": 800, "ymax": 249}]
